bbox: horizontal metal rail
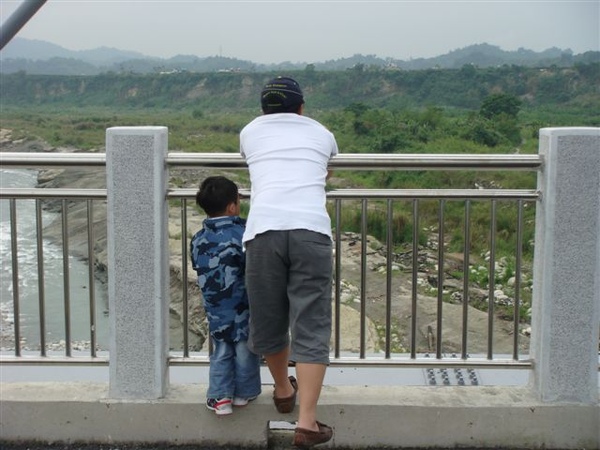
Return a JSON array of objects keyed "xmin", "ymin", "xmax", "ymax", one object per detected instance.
[
  {"xmin": 170, "ymin": 153, "xmax": 543, "ymax": 170},
  {"xmin": 0, "ymin": 152, "xmax": 107, "ymax": 168},
  {"xmin": 0, "ymin": 354, "xmax": 532, "ymax": 369},
  {"xmin": 322, "ymin": 189, "xmax": 540, "ymax": 200},
  {"xmin": 183, "ymin": 188, "xmax": 540, "ymax": 200},
  {"xmin": 0, "ymin": 355, "xmax": 109, "ymax": 365},
  {"xmin": 169, "ymin": 356, "xmax": 533, "ymax": 369},
  {"xmin": 0, "ymin": 152, "xmax": 543, "ymax": 171},
  {"xmin": 0, "ymin": 188, "xmax": 107, "ymax": 199},
  {"xmin": 1, "ymin": 188, "xmax": 541, "ymax": 201}
]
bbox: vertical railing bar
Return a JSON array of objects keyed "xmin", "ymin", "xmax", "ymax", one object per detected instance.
[
  {"xmin": 410, "ymin": 199, "xmax": 419, "ymax": 359},
  {"xmin": 35, "ymin": 200, "xmax": 46, "ymax": 356},
  {"xmin": 360, "ymin": 199, "xmax": 367, "ymax": 359},
  {"xmin": 87, "ymin": 200, "xmax": 97, "ymax": 357},
  {"xmin": 487, "ymin": 200, "xmax": 497, "ymax": 360},
  {"xmin": 513, "ymin": 200, "xmax": 523, "ymax": 360},
  {"xmin": 385, "ymin": 199, "xmax": 393, "ymax": 358},
  {"xmin": 181, "ymin": 199, "xmax": 190, "ymax": 357},
  {"xmin": 61, "ymin": 200, "xmax": 72, "ymax": 357},
  {"xmin": 461, "ymin": 200, "xmax": 471, "ymax": 360},
  {"xmin": 334, "ymin": 199, "xmax": 342, "ymax": 359},
  {"xmin": 436, "ymin": 199, "xmax": 445, "ymax": 359},
  {"xmin": 9, "ymin": 199, "xmax": 21, "ymax": 357}
]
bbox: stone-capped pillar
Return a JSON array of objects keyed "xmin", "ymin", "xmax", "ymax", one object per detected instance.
[
  {"xmin": 530, "ymin": 127, "xmax": 600, "ymax": 404},
  {"xmin": 106, "ymin": 127, "xmax": 169, "ymax": 399}
]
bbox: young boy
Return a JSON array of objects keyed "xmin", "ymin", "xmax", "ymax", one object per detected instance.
[{"xmin": 190, "ymin": 176, "xmax": 261, "ymax": 416}]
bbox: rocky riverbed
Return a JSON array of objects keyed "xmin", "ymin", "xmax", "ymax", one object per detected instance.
[{"xmin": 1, "ymin": 130, "xmax": 530, "ymax": 355}]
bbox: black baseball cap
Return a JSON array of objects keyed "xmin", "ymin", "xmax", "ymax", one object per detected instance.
[{"xmin": 261, "ymin": 76, "xmax": 304, "ymax": 113}]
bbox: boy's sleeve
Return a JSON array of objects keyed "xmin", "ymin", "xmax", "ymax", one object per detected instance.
[{"xmin": 189, "ymin": 236, "xmax": 197, "ymax": 271}]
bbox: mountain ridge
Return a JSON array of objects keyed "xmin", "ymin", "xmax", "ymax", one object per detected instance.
[{"xmin": 1, "ymin": 37, "xmax": 598, "ymax": 75}]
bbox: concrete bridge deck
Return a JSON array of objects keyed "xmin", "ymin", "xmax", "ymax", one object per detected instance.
[{"xmin": 2, "ymin": 381, "xmax": 598, "ymax": 449}]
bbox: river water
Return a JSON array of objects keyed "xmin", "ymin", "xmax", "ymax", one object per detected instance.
[{"xmin": 0, "ymin": 169, "xmax": 109, "ymax": 351}]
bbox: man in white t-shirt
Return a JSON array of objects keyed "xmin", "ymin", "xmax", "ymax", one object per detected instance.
[{"xmin": 240, "ymin": 77, "xmax": 338, "ymax": 448}]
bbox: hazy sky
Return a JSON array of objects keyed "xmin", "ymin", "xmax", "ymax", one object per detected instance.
[{"xmin": 1, "ymin": 0, "xmax": 599, "ymax": 64}]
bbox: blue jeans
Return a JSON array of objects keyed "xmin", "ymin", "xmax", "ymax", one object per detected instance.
[{"xmin": 207, "ymin": 339, "xmax": 261, "ymax": 399}]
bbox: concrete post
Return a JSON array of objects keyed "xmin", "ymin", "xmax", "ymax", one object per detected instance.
[
  {"xmin": 106, "ymin": 127, "xmax": 170, "ymax": 399},
  {"xmin": 530, "ymin": 127, "xmax": 600, "ymax": 403}
]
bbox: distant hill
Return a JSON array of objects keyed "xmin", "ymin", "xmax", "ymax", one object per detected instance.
[
  {"xmin": 1, "ymin": 37, "xmax": 149, "ymax": 65},
  {"xmin": 1, "ymin": 37, "xmax": 598, "ymax": 75}
]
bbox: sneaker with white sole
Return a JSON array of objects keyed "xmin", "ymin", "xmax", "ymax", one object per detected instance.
[
  {"xmin": 206, "ymin": 397, "xmax": 233, "ymax": 415},
  {"xmin": 233, "ymin": 396, "xmax": 257, "ymax": 407}
]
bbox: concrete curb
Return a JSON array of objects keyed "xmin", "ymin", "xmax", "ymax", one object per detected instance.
[{"xmin": 1, "ymin": 382, "xmax": 598, "ymax": 449}]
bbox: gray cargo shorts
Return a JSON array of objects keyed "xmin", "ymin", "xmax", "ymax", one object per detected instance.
[{"xmin": 245, "ymin": 229, "xmax": 332, "ymax": 364}]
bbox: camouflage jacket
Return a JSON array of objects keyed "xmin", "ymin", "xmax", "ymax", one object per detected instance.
[{"xmin": 190, "ymin": 216, "xmax": 249, "ymax": 343}]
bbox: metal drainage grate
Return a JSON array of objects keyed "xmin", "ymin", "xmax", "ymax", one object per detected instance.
[{"xmin": 424, "ymin": 367, "xmax": 480, "ymax": 385}]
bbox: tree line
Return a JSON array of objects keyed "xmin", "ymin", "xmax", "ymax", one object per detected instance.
[{"xmin": 1, "ymin": 63, "xmax": 598, "ymax": 113}]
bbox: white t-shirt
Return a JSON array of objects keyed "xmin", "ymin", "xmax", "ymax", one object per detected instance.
[{"xmin": 240, "ymin": 113, "xmax": 339, "ymax": 244}]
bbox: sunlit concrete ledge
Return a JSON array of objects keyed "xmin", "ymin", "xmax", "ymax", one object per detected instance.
[{"xmin": 1, "ymin": 382, "xmax": 598, "ymax": 449}]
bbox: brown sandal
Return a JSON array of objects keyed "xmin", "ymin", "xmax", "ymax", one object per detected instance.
[
  {"xmin": 273, "ymin": 375, "xmax": 298, "ymax": 413},
  {"xmin": 293, "ymin": 421, "xmax": 333, "ymax": 448}
]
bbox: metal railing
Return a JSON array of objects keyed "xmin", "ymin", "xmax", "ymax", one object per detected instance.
[{"xmin": 0, "ymin": 152, "xmax": 541, "ymax": 370}]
